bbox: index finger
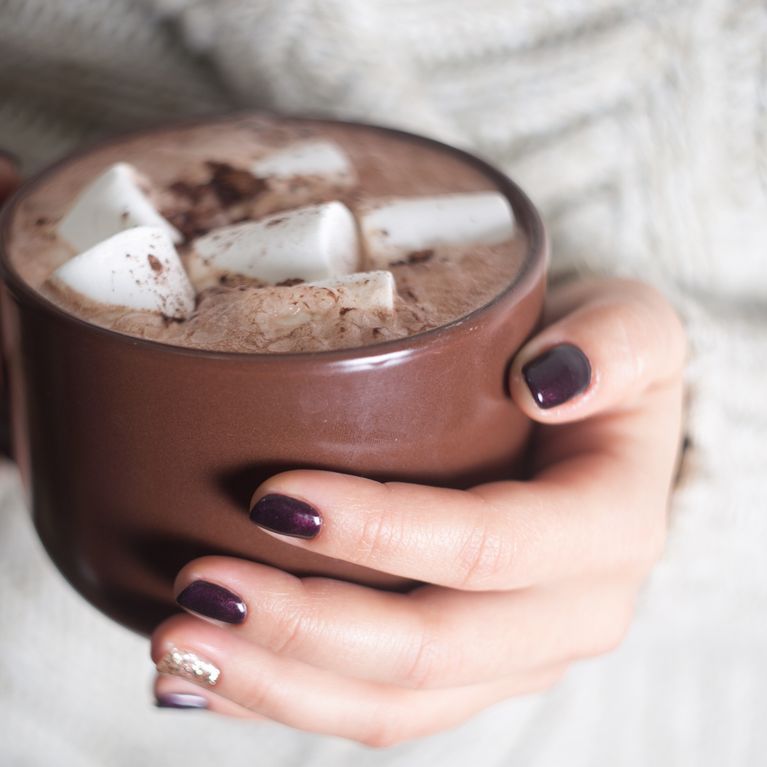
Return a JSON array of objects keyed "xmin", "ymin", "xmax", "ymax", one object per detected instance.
[
  {"xmin": 248, "ymin": 281, "xmax": 685, "ymax": 591},
  {"xmin": 248, "ymin": 388, "xmax": 675, "ymax": 591}
]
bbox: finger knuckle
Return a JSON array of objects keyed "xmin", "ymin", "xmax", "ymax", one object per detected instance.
[
  {"xmin": 623, "ymin": 282, "xmax": 687, "ymax": 371},
  {"xmin": 457, "ymin": 520, "xmax": 513, "ymax": 589},
  {"xmin": 354, "ymin": 509, "xmax": 401, "ymax": 567},
  {"xmin": 611, "ymin": 279, "xmax": 672, "ymax": 317},
  {"xmin": 607, "ymin": 302, "xmax": 650, "ymax": 381},
  {"xmin": 240, "ymin": 675, "xmax": 278, "ymax": 714},
  {"xmin": 359, "ymin": 717, "xmax": 407, "ymax": 749},
  {"xmin": 360, "ymin": 731, "xmax": 399, "ymax": 749},
  {"xmin": 267, "ymin": 604, "xmax": 310, "ymax": 656},
  {"xmin": 401, "ymin": 624, "xmax": 454, "ymax": 689}
]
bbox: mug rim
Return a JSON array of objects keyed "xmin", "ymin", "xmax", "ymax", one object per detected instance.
[{"xmin": 0, "ymin": 112, "xmax": 547, "ymax": 364}]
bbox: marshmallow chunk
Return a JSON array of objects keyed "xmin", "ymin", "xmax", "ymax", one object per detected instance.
[
  {"xmin": 307, "ymin": 270, "xmax": 396, "ymax": 313},
  {"xmin": 58, "ymin": 162, "xmax": 182, "ymax": 253},
  {"xmin": 258, "ymin": 270, "xmax": 397, "ymax": 331},
  {"xmin": 51, "ymin": 226, "xmax": 195, "ymax": 319},
  {"xmin": 190, "ymin": 201, "xmax": 359, "ymax": 288},
  {"xmin": 251, "ymin": 141, "xmax": 354, "ymax": 184},
  {"xmin": 359, "ymin": 192, "xmax": 515, "ymax": 267}
]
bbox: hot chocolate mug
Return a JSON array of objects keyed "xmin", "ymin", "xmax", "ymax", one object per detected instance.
[{"xmin": 0, "ymin": 116, "xmax": 547, "ymax": 635}]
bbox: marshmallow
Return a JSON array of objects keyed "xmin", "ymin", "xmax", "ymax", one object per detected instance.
[
  {"xmin": 51, "ymin": 226, "xmax": 195, "ymax": 319},
  {"xmin": 308, "ymin": 270, "xmax": 396, "ymax": 313},
  {"xmin": 256, "ymin": 270, "xmax": 397, "ymax": 331},
  {"xmin": 359, "ymin": 192, "xmax": 515, "ymax": 267},
  {"xmin": 58, "ymin": 162, "xmax": 182, "ymax": 253},
  {"xmin": 251, "ymin": 141, "xmax": 354, "ymax": 184},
  {"xmin": 189, "ymin": 201, "xmax": 360, "ymax": 289}
]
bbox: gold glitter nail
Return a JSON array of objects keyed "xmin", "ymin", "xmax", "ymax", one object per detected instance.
[{"xmin": 156, "ymin": 647, "xmax": 221, "ymax": 686}]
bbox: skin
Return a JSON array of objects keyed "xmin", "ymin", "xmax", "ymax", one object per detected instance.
[
  {"xmin": 0, "ymin": 156, "xmax": 687, "ymax": 746},
  {"xmin": 152, "ymin": 276, "xmax": 687, "ymax": 747}
]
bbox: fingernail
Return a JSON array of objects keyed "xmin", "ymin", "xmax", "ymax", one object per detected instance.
[
  {"xmin": 157, "ymin": 647, "xmax": 221, "ymax": 686},
  {"xmin": 155, "ymin": 692, "xmax": 209, "ymax": 710},
  {"xmin": 522, "ymin": 343, "xmax": 591, "ymax": 409},
  {"xmin": 249, "ymin": 494, "xmax": 322, "ymax": 539},
  {"xmin": 177, "ymin": 580, "xmax": 247, "ymax": 624}
]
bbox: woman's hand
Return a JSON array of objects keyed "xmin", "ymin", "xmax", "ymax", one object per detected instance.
[{"xmin": 151, "ymin": 278, "xmax": 687, "ymax": 747}]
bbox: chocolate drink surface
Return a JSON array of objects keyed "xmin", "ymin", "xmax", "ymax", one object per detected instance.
[{"xmin": 8, "ymin": 116, "xmax": 526, "ymax": 353}]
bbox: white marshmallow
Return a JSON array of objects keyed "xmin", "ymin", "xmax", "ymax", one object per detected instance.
[
  {"xmin": 51, "ymin": 226, "xmax": 195, "ymax": 319},
  {"xmin": 58, "ymin": 162, "xmax": 182, "ymax": 253},
  {"xmin": 189, "ymin": 201, "xmax": 360, "ymax": 288},
  {"xmin": 359, "ymin": 192, "xmax": 515, "ymax": 267},
  {"xmin": 259, "ymin": 270, "xmax": 397, "ymax": 331},
  {"xmin": 308, "ymin": 270, "xmax": 396, "ymax": 313},
  {"xmin": 250, "ymin": 141, "xmax": 354, "ymax": 184}
]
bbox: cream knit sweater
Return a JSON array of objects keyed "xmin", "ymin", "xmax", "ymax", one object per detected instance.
[{"xmin": 1, "ymin": 1, "xmax": 765, "ymax": 765}]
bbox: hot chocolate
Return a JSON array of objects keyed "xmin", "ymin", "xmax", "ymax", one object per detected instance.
[
  {"xmin": 0, "ymin": 115, "xmax": 546, "ymax": 634},
  {"xmin": 7, "ymin": 115, "xmax": 526, "ymax": 353}
]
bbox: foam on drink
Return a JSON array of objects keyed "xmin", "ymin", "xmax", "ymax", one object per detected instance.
[{"xmin": 7, "ymin": 116, "xmax": 528, "ymax": 353}]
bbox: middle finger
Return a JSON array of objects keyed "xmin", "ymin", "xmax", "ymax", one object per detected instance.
[{"xmin": 173, "ymin": 557, "xmax": 635, "ymax": 689}]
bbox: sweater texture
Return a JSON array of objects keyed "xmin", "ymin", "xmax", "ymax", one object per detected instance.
[{"xmin": 0, "ymin": 1, "xmax": 765, "ymax": 764}]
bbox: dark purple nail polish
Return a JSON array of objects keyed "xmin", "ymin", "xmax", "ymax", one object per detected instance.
[
  {"xmin": 522, "ymin": 343, "xmax": 591, "ymax": 409},
  {"xmin": 176, "ymin": 580, "xmax": 247, "ymax": 624},
  {"xmin": 249, "ymin": 494, "xmax": 322, "ymax": 539},
  {"xmin": 155, "ymin": 692, "xmax": 208, "ymax": 710}
]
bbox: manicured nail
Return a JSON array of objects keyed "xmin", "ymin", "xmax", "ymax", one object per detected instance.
[
  {"xmin": 249, "ymin": 494, "xmax": 322, "ymax": 539},
  {"xmin": 155, "ymin": 692, "xmax": 209, "ymax": 710},
  {"xmin": 522, "ymin": 343, "xmax": 591, "ymax": 409},
  {"xmin": 157, "ymin": 647, "xmax": 221, "ymax": 686},
  {"xmin": 177, "ymin": 580, "xmax": 247, "ymax": 624}
]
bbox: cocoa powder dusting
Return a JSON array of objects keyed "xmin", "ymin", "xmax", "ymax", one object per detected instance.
[
  {"xmin": 163, "ymin": 163, "xmax": 268, "ymax": 242},
  {"xmin": 206, "ymin": 162, "xmax": 267, "ymax": 206},
  {"xmin": 11, "ymin": 116, "xmax": 526, "ymax": 353},
  {"xmin": 392, "ymin": 249, "xmax": 435, "ymax": 266},
  {"xmin": 168, "ymin": 180, "xmax": 205, "ymax": 204}
]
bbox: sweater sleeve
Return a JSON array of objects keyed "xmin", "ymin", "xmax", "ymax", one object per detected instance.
[
  {"xmin": 160, "ymin": 0, "xmax": 767, "ymax": 601},
  {"xmin": 1, "ymin": 2, "xmax": 766, "ymax": 765}
]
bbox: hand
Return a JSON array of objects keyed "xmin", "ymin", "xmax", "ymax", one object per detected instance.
[{"xmin": 151, "ymin": 278, "xmax": 687, "ymax": 747}]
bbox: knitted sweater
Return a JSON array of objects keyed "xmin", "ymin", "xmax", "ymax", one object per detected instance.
[{"xmin": 1, "ymin": 1, "xmax": 765, "ymax": 765}]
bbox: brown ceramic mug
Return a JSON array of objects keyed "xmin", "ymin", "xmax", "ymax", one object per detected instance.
[{"xmin": 0, "ymin": 116, "xmax": 547, "ymax": 635}]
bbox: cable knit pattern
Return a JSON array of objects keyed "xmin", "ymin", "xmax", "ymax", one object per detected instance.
[{"xmin": 0, "ymin": 1, "xmax": 765, "ymax": 764}]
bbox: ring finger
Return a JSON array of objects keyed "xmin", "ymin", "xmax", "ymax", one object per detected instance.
[{"xmin": 171, "ymin": 557, "xmax": 635, "ymax": 688}]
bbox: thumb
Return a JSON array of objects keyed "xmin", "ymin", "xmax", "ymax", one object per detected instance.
[{"xmin": 508, "ymin": 278, "xmax": 687, "ymax": 423}]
